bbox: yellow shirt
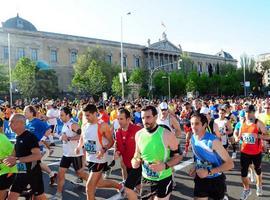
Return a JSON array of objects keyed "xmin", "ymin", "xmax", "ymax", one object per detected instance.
[{"xmin": 259, "ymin": 113, "xmax": 270, "ymax": 134}]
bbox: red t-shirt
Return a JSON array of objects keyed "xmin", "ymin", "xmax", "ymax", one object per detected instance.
[
  {"xmin": 115, "ymin": 123, "xmax": 141, "ymax": 168},
  {"xmin": 98, "ymin": 111, "xmax": 110, "ymax": 124}
]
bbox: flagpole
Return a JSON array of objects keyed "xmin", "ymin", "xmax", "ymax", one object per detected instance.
[{"xmin": 8, "ymin": 33, "xmax": 13, "ymax": 106}]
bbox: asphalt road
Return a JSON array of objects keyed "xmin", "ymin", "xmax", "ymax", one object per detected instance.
[{"xmin": 36, "ymin": 139, "xmax": 270, "ymax": 200}]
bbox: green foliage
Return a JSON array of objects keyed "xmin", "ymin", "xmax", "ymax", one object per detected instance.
[
  {"xmin": 72, "ymin": 46, "xmax": 121, "ymax": 95},
  {"xmin": 129, "ymin": 68, "xmax": 144, "ymax": 84},
  {"xmin": 260, "ymin": 60, "xmax": 270, "ymax": 77},
  {"xmin": 72, "ymin": 60, "xmax": 107, "ymax": 96},
  {"xmin": 13, "ymin": 57, "xmax": 36, "ymax": 98},
  {"xmin": 34, "ymin": 69, "xmax": 59, "ymax": 98},
  {"xmin": 0, "ymin": 64, "xmax": 9, "ymax": 94},
  {"xmin": 179, "ymin": 54, "xmax": 194, "ymax": 74},
  {"xmin": 112, "ymin": 75, "xmax": 122, "ymax": 96},
  {"xmin": 186, "ymin": 79, "xmax": 196, "ymax": 93}
]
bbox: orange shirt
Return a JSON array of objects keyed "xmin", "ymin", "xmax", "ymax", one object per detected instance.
[{"xmin": 240, "ymin": 121, "xmax": 262, "ymax": 155}]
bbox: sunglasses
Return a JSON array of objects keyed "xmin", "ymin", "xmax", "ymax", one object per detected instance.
[{"xmin": 161, "ymin": 109, "xmax": 168, "ymax": 112}]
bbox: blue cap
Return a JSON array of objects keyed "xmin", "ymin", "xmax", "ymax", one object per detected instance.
[{"xmin": 239, "ymin": 110, "xmax": 245, "ymax": 118}]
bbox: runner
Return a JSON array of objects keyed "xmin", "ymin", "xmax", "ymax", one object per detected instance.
[
  {"xmin": 132, "ymin": 105, "xmax": 182, "ymax": 200},
  {"xmin": 115, "ymin": 108, "xmax": 142, "ymax": 199},
  {"xmin": 23, "ymin": 105, "xmax": 57, "ymax": 185},
  {"xmin": 236, "ymin": 105, "xmax": 268, "ymax": 199},
  {"xmin": 53, "ymin": 107, "xmax": 88, "ymax": 199},
  {"xmin": 213, "ymin": 106, "xmax": 233, "ymax": 150},
  {"xmin": 157, "ymin": 102, "xmax": 181, "ymax": 137},
  {"xmin": 3, "ymin": 114, "xmax": 47, "ymax": 200},
  {"xmin": 189, "ymin": 112, "xmax": 234, "ymax": 200},
  {"xmin": 75, "ymin": 104, "xmax": 123, "ymax": 200},
  {"xmin": 0, "ymin": 118, "xmax": 17, "ymax": 199}
]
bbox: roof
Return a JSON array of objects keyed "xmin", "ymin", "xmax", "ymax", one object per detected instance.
[
  {"xmin": 1, "ymin": 14, "xmax": 37, "ymax": 31},
  {"xmin": 215, "ymin": 50, "xmax": 234, "ymax": 59}
]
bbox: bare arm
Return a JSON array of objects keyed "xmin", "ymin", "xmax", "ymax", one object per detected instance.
[
  {"xmin": 213, "ymin": 122, "xmax": 221, "ymax": 138},
  {"xmin": 171, "ymin": 115, "xmax": 182, "ymax": 138},
  {"xmin": 131, "ymin": 131, "xmax": 142, "ymax": 169}
]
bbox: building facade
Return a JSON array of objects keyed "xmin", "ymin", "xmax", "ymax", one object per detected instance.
[
  {"xmin": 0, "ymin": 15, "xmax": 237, "ymax": 92},
  {"xmin": 257, "ymin": 53, "xmax": 270, "ymax": 86}
]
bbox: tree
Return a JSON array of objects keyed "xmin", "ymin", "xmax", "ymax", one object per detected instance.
[
  {"xmin": 34, "ymin": 69, "xmax": 59, "ymax": 98},
  {"xmin": 0, "ymin": 64, "xmax": 9, "ymax": 94},
  {"xmin": 179, "ymin": 53, "xmax": 194, "ymax": 75},
  {"xmin": 111, "ymin": 75, "xmax": 122, "ymax": 97},
  {"xmin": 72, "ymin": 60, "xmax": 107, "ymax": 96},
  {"xmin": 13, "ymin": 57, "xmax": 36, "ymax": 98},
  {"xmin": 186, "ymin": 79, "xmax": 196, "ymax": 93},
  {"xmin": 260, "ymin": 60, "xmax": 270, "ymax": 78},
  {"xmin": 73, "ymin": 46, "xmax": 120, "ymax": 95}
]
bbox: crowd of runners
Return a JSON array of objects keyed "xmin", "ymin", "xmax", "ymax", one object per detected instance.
[{"xmin": 0, "ymin": 96, "xmax": 270, "ymax": 200}]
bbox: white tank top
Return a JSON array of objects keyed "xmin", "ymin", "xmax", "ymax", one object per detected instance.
[
  {"xmin": 214, "ymin": 118, "xmax": 228, "ymax": 145},
  {"xmin": 61, "ymin": 120, "xmax": 83, "ymax": 157},
  {"xmin": 83, "ymin": 123, "xmax": 108, "ymax": 163},
  {"xmin": 157, "ymin": 115, "xmax": 173, "ymax": 132}
]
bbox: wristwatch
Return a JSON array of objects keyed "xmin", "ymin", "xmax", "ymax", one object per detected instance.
[{"xmin": 16, "ymin": 157, "xmax": 20, "ymax": 164}]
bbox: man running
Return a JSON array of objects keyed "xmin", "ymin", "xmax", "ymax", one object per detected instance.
[
  {"xmin": 53, "ymin": 107, "xmax": 88, "ymax": 199},
  {"xmin": 189, "ymin": 112, "xmax": 234, "ymax": 200},
  {"xmin": 235, "ymin": 105, "xmax": 268, "ymax": 199},
  {"xmin": 115, "ymin": 108, "xmax": 142, "ymax": 199},
  {"xmin": 3, "ymin": 114, "xmax": 47, "ymax": 200},
  {"xmin": 132, "ymin": 105, "xmax": 182, "ymax": 200},
  {"xmin": 75, "ymin": 104, "xmax": 123, "ymax": 200}
]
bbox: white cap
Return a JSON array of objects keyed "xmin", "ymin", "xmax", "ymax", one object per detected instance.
[
  {"xmin": 200, "ymin": 107, "xmax": 210, "ymax": 115},
  {"xmin": 159, "ymin": 102, "xmax": 168, "ymax": 110}
]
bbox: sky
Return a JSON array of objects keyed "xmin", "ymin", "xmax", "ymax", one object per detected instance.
[{"xmin": 1, "ymin": 0, "xmax": 270, "ymax": 63}]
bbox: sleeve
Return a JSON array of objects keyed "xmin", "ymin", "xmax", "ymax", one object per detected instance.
[{"xmin": 27, "ymin": 133, "xmax": 40, "ymax": 150}]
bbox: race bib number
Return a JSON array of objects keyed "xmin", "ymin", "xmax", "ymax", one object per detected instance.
[
  {"xmin": 142, "ymin": 162, "xmax": 159, "ymax": 179},
  {"xmin": 17, "ymin": 162, "xmax": 27, "ymax": 173},
  {"xmin": 242, "ymin": 133, "xmax": 256, "ymax": 144},
  {"xmin": 84, "ymin": 140, "xmax": 97, "ymax": 154},
  {"xmin": 221, "ymin": 134, "xmax": 228, "ymax": 145}
]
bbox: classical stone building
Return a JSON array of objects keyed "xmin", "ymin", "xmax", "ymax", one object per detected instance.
[
  {"xmin": 257, "ymin": 53, "xmax": 270, "ymax": 86},
  {"xmin": 0, "ymin": 15, "xmax": 237, "ymax": 92}
]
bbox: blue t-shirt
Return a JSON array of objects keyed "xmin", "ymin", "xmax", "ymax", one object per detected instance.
[
  {"xmin": 134, "ymin": 112, "xmax": 142, "ymax": 124},
  {"xmin": 26, "ymin": 118, "xmax": 51, "ymax": 141},
  {"xmin": 191, "ymin": 132, "xmax": 223, "ymax": 178}
]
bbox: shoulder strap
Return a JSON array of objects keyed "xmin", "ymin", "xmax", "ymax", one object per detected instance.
[{"xmin": 97, "ymin": 123, "xmax": 104, "ymax": 148}]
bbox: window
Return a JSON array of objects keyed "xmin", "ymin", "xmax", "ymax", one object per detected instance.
[
  {"xmin": 123, "ymin": 56, "xmax": 127, "ymax": 67},
  {"xmin": 106, "ymin": 55, "xmax": 112, "ymax": 64},
  {"xmin": 3, "ymin": 46, "xmax": 9, "ymax": 60},
  {"xmin": 50, "ymin": 50, "xmax": 57, "ymax": 63},
  {"xmin": 31, "ymin": 49, "xmax": 38, "ymax": 61},
  {"xmin": 135, "ymin": 57, "xmax": 140, "ymax": 68},
  {"xmin": 17, "ymin": 48, "xmax": 25, "ymax": 59},
  {"xmin": 70, "ymin": 51, "xmax": 77, "ymax": 64}
]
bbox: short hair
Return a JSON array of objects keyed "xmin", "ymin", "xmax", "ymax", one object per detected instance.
[
  {"xmin": 60, "ymin": 107, "xmax": 72, "ymax": 117},
  {"xmin": 142, "ymin": 105, "xmax": 158, "ymax": 116},
  {"xmin": 83, "ymin": 104, "xmax": 97, "ymax": 114},
  {"xmin": 118, "ymin": 108, "xmax": 131, "ymax": 119},
  {"xmin": 191, "ymin": 112, "xmax": 208, "ymax": 127},
  {"xmin": 11, "ymin": 113, "xmax": 26, "ymax": 124},
  {"xmin": 136, "ymin": 103, "xmax": 142, "ymax": 108},
  {"xmin": 25, "ymin": 105, "xmax": 37, "ymax": 117}
]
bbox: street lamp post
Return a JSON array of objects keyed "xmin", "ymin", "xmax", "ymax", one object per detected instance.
[
  {"xmin": 8, "ymin": 33, "xmax": 12, "ymax": 106},
  {"xmin": 162, "ymin": 75, "xmax": 171, "ymax": 100},
  {"xmin": 120, "ymin": 12, "xmax": 131, "ymax": 100}
]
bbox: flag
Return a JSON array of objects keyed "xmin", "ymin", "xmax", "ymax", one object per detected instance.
[{"xmin": 161, "ymin": 21, "xmax": 166, "ymax": 28}]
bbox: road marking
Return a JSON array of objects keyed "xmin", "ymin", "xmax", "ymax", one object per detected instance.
[
  {"xmin": 107, "ymin": 193, "xmax": 124, "ymax": 200},
  {"xmin": 48, "ymin": 161, "xmax": 60, "ymax": 166},
  {"xmin": 173, "ymin": 158, "xmax": 193, "ymax": 171}
]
